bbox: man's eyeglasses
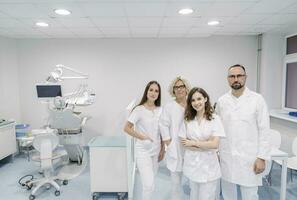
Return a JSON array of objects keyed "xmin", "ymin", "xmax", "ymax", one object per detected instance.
[
  {"xmin": 228, "ymin": 74, "xmax": 246, "ymax": 79},
  {"xmin": 173, "ymin": 85, "xmax": 186, "ymax": 90}
]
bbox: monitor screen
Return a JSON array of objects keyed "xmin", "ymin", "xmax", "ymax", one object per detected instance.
[
  {"xmin": 285, "ymin": 62, "xmax": 297, "ymax": 110},
  {"xmin": 36, "ymin": 85, "xmax": 62, "ymax": 98}
]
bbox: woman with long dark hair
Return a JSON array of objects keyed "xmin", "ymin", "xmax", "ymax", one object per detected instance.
[
  {"xmin": 124, "ymin": 80, "xmax": 164, "ymax": 200},
  {"xmin": 179, "ymin": 87, "xmax": 225, "ymax": 200}
]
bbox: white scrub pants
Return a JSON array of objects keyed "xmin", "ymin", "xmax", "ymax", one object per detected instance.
[
  {"xmin": 136, "ymin": 155, "xmax": 159, "ymax": 200},
  {"xmin": 221, "ymin": 179, "xmax": 258, "ymax": 200},
  {"xmin": 170, "ymin": 171, "xmax": 182, "ymax": 200},
  {"xmin": 189, "ymin": 179, "xmax": 218, "ymax": 200}
]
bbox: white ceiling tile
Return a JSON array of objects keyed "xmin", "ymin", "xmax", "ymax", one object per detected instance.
[
  {"xmin": 214, "ymin": 0, "xmax": 259, "ymax": 1},
  {"xmin": 245, "ymin": 0, "xmax": 297, "ymax": 14},
  {"xmin": 35, "ymin": 2, "xmax": 87, "ymax": 18},
  {"xmin": 0, "ymin": 11, "xmax": 10, "ymax": 18},
  {"xmin": 55, "ymin": 17, "xmax": 94, "ymax": 27},
  {"xmin": 235, "ymin": 32, "xmax": 259, "ymax": 35},
  {"xmin": 131, "ymin": 27, "xmax": 159, "ymax": 34},
  {"xmin": 219, "ymin": 24, "xmax": 251, "ymax": 33},
  {"xmin": 80, "ymin": 2, "xmax": 125, "ymax": 17},
  {"xmin": 205, "ymin": 2, "xmax": 256, "ymax": 16},
  {"xmin": 228, "ymin": 14, "xmax": 270, "ymax": 25},
  {"xmin": 0, "ymin": 18, "xmax": 26, "ymax": 28},
  {"xmin": 258, "ymin": 14, "xmax": 297, "ymax": 25},
  {"xmin": 75, "ymin": 33, "xmax": 104, "ymax": 38},
  {"xmin": 281, "ymin": 2, "xmax": 297, "ymax": 13},
  {"xmin": 0, "ymin": 3, "xmax": 48, "ymax": 18},
  {"xmin": 240, "ymin": 24, "xmax": 281, "ymax": 33},
  {"xmin": 34, "ymin": 27, "xmax": 72, "ymax": 35},
  {"xmin": 47, "ymin": 34, "xmax": 78, "ymax": 38},
  {"xmin": 189, "ymin": 26, "xmax": 220, "ymax": 34},
  {"xmin": 19, "ymin": 18, "xmax": 64, "ymax": 28},
  {"xmin": 91, "ymin": 17, "xmax": 128, "ymax": 27},
  {"xmin": 132, "ymin": 33, "xmax": 157, "ymax": 38},
  {"xmin": 159, "ymin": 27, "xmax": 189, "ymax": 35},
  {"xmin": 194, "ymin": 16, "xmax": 232, "ymax": 26},
  {"xmin": 158, "ymin": 34, "xmax": 184, "ymax": 38},
  {"xmin": 212, "ymin": 31, "xmax": 240, "ymax": 35},
  {"xmin": 162, "ymin": 17, "xmax": 200, "ymax": 27},
  {"xmin": 105, "ymin": 34, "xmax": 130, "ymax": 38},
  {"xmin": 0, "ymin": 0, "xmax": 295, "ymax": 38},
  {"xmin": 128, "ymin": 17, "xmax": 163, "ymax": 27},
  {"xmin": 67, "ymin": 27, "xmax": 101, "ymax": 34},
  {"xmin": 125, "ymin": 2, "xmax": 167, "ymax": 17},
  {"xmin": 100, "ymin": 27, "xmax": 130, "ymax": 34},
  {"xmin": 165, "ymin": 2, "xmax": 214, "ymax": 17},
  {"xmin": 186, "ymin": 33, "xmax": 211, "ymax": 38}
]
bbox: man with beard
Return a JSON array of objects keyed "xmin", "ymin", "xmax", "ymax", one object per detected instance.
[{"xmin": 216, "ymin": 64, "xmax": 270, "ymax": 200}]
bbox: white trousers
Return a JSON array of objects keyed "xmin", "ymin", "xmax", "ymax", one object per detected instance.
[
  {"xmin": 136, "ymin": 155, "xmax": 159, "ymax": 200},
  {"xmin": 189, "ymin": 179, "xmax": 218, "ymax": 200},
  {"xmin": 221, "ymin": 179, "xmax": 258, "ymax": 200},
  {"xmin": 170, "ymin": 171, "xmax": 182, "ymax": 200}
]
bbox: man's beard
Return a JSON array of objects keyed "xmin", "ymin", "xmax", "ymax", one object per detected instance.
[{"xmin": 231, "ymin": 82, "xmax": 244, "ymax": 90}]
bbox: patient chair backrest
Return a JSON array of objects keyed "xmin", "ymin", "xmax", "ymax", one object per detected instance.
[
  {"xmin": 40, "ymin": 140, "xmax": 53, "ymax": 170},
  {"xmin": 49, "ymin": 108, "xmax": 81, "ymax": 130},
  {"xmin": 33, "ymin": 132, "xmax": 59, "ymax": 170}
]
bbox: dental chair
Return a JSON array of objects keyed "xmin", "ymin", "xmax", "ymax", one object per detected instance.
[
  {"xmin": 49, "ymin": 108, "xmax": 87, "ymax": 164},
  {"xmin": 28, "ymin": 130, "xmax": 63, "ymax": 200},
  {"xmin": 48, "ymin": 107, "xmax": 88, "ymax": 182}
]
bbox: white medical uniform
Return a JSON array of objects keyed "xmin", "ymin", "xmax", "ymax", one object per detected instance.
[
  {"xmin": 128, "ymin": 105, "xmax": 162, "ymax": 200},
  {"xmin": 217, "ymin": 87, "xmax": 270, "ymax": 200},
  {"xmin": 179, "ymin": 114, "xmax": 225, "ymax": 200},
  {"xmin": 159, "ymin": 101, "xmax": 185, "ymax": 200}
]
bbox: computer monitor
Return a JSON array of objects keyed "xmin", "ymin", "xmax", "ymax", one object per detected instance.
[{"xmin": 36, "ymin": 85, "xmax": 62, "ymax": 98}]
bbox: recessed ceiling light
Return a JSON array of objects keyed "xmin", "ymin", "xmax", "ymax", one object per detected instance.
[
  {"xmin": 54, "ymin": 9, "xmax": 71, "ymax": 16},
  {"xmin": 208, "ymin": 20, "xmax": 220, "ymax": 26},
  {"xmin": 35, "ymin": 22, "xmax": 49, "ymax": 27},
  {"xmin": 178, "ymin": 8, "xmax": 194, "ymax": 15}
]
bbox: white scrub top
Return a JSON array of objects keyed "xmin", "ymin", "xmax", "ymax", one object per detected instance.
[
  {"xmin": 159, "ymin": 101, "xmax": 185, "ymax": 172},
  {"xmin": 179, "ymin": 114, "xmax": 225, "ymax": 183},
  {"xmin": 217, "ymin": 87, "xmax": 270, "ymax": 186},
  {"xmin": 128, "ymin": 105, "xmax": 162, "ymax": 158}
]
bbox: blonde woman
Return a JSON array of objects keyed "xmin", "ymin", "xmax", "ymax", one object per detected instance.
[{"xmin": 159, "ymin": 76, "xmax": 190, "ymax": 200}]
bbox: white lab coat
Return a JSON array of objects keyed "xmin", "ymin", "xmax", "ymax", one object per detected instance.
[
  {"xmin": 159, "ymin": 101, "xmax": 185, "ymax": 172},
  {"xmin": 217, "ymin": 87, "xmax": 270, "ymax": 186},
  {"xmin": 128, "ymin": 105, "xmax": 162, "ymax": 157},
  {"xmin": 179, "ymin": 115, "xmax": 225, "ymax": 183}
]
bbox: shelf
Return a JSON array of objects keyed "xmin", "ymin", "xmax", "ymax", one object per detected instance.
[{"xmin": 270, "ymin": 109, "xmax": 297, "ymax": 123}]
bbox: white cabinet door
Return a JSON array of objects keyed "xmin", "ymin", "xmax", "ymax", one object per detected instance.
[{"xmin": 0, "ymin": 123, "xmax": 16, "ymax": 160}]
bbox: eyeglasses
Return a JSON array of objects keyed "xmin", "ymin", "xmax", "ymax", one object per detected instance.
[
  {"xmin": 173, "ymin": 85, "xmax": 186, "ymax": 90},
  {"xmin": 228, "ymin": 74, "xmax": 246, "ymax": 79}
]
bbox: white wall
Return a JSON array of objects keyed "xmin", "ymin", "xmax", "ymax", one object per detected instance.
[
  {"xmin": 0, "ymin": 36, "xmax": 21, "ymax": 122},
  {"xmin": 260, "ymin": 33, "xmax": 284, "ymax": 109},
  {"xmin": 17, "ymin": 36, "xmax": 258, "ymax": 143},
  {"xmin": 260, "ymin": 33, "xmax": 297, "ymax": 155}
]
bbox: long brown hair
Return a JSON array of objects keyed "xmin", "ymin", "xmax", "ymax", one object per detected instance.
[
  {"xmin": 136, "ymin": 81, "xmax": 161, "ymax": 108},
  {"xmin": 184, "ymin": 87, "xmax": 214, "ymax": 121}
]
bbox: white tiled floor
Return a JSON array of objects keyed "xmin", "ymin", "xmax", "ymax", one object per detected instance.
[{"xmin": 1, "ymin": 153, "xmax": 297, "ymax": 200}]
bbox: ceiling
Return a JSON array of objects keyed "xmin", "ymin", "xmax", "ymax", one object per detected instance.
[{"xmin": 0, "ymin": 0, "xmax": 297, "ymax": 38}]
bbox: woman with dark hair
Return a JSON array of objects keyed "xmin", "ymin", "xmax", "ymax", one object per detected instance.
[
  {"xmin": 179, "ymin": 87, "xmax": 225, "ymax": 200},
  {"xmin": 124, "ymin": 81, "xmax": 164, "ymax": 200}
]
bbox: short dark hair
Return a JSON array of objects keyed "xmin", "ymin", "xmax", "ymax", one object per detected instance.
[{"xmin": 228, "ymin": 64, "xmax": 246, "ymax": 73}]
